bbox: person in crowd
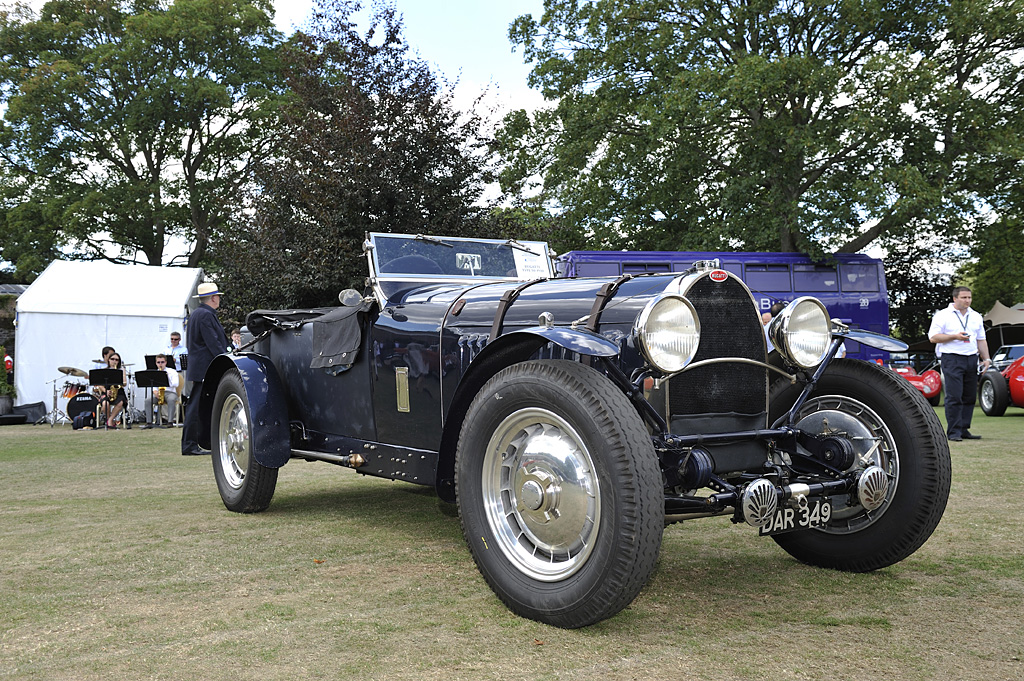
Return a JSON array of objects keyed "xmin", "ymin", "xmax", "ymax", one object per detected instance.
[
  {"xmin": 928, "ymin": 285, "xmax": 991, "ymax": 441},
  {"xmin": 230, "ymin": 328, "xmax": 243, "ymax": 351},
  {"xmin": 181, "ymin": 282, "xmax": 229, "ymax": 455},
  {"xmin": 99, "ymin": 351, "xmax": 127, "ymax": 428},
  {"xmin": 93, "ymin": 346, "xmax": 115, "ymax": 370},
  {"xmin": 144, "ymin": 353, "xmax": 179, "ymax": 426},
  {"xmin": 166, "ymin": 331, "xmax": 187, "ymax": 371}
]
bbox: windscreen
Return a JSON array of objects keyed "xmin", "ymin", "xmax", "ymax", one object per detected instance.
[{"xmin": 371, "ymin": 234, "xmax": 552, "ymax": 280}]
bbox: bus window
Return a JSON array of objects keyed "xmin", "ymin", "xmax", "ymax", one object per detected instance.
[
  {"xmin": 623, "ymin": 262, "xmax": 671, "ymax": 273},
  {"xmin": 745, "ymin": 264, "xmax": 791, "ymax": 291},
  {"xmin": 575, "ymin": 263, "xmax": 622, "ymax": 276},
  {"xmin": 793, "ymin": 264, "xmax": 838, "ymax": 292},
  {"xmin": 840, "ymin": 264, "xmax": 880, "ymax": 292}
]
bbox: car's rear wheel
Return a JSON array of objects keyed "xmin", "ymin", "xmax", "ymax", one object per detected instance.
[
  {"xmin": 979, "ymin": 371, "xmax": 1009, "ymax": 416},
  {"xmin": 769, "ymin": 359, "xmax": 951, "ymax": 571},
  {"xmin": 211, "ymin": 370, "xmax": 278, "ymax": 513},
  {"xmin": 455, "ymin": 360, "xmax": 662, "ymax": 628}
]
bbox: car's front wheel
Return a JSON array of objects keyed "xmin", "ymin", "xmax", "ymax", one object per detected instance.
[
  {"xmin": 455, "ymin": 360, "xmax": 662, "ymax": 628},
  {"xmin": 979, "ymin": 371, "xmax": 1009, "ymax": 416},
  {"xmin": 769, "ymin": 359, "xmax": 951, "ymax": 571},
  {"xmin": 211, "ymin": 369, "xmax": 278, "ymax": 513}
]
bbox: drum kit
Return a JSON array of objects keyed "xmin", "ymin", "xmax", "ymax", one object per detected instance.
[{"xmin": 39, "ymin": 363, "xmax": 139, "ymax": 428}]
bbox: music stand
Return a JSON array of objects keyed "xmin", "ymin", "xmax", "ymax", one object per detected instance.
[
  {"xmin": 135, "ymin": 370, "xmax": 170, "ymax": 427},
  {"xmin": 144, "ymin": 355, "xmax": 159, "ymax": 371}
]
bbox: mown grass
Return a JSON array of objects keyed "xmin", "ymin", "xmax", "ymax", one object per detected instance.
[{"xmin": 1, "ymin": 407, "xmax": 1023, "ymax": 680}]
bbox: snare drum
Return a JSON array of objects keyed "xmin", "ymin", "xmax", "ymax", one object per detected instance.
[{"xmin": 67, "ymin": 393, "xmax": 98, "ymax": 420}]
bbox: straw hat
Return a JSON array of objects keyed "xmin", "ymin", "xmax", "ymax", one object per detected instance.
[{"xmin": 193, "ymin": 282, "xmax": 223, "ymax": 298}]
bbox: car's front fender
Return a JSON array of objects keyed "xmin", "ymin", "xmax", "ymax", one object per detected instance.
[
  {"xmin": 489, "ymin": 326, "xmax": 620, "ymax": 359},
  {"xmin": 201, "ymin": 353, "xmax": 292, "ymax": 468},
  {"xmin": 434, "ymin": 326, "xmax": 621, "ymax": 502}
]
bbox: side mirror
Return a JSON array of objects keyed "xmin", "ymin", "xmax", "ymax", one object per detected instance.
[{"xmin": 338, "ymin": 289, "xmax": 363, "ymax": 307}]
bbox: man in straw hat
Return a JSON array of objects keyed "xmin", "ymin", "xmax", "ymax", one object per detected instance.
[{"xmin": 182, "ymin": 281, "xmax": 230, "ymax": 456}]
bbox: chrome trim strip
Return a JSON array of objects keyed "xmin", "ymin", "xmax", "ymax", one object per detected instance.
[{"xmin": 677, "ymin": 357, "xmax": 796, "ymax": 382}]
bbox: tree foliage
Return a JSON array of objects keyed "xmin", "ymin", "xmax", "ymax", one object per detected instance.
[
  {"xmin": 212, "ymin": 0, "xmax": 495, "ymax": 325},
  {"xmin": 0, "ymin": 0, "xmax": 284, "ymax": 276},
  {"xmin": 498, "ymin": 0, "xmax": 1024, "ymax": 257},
  {"xmin": 883, "ymin": 236, "xmax": 954, "ymax": 341},
  {"xmin": 963, "ymin": 215, "xmax": 1024, "ymax": 314}
]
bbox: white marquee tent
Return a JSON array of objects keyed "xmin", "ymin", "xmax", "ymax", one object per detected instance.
[{"xmin": 14, "ymin": 260, "xmax": 204, "ymax": 415}]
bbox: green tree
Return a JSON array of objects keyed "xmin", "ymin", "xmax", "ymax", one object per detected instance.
[
  {"xmin": 213, "ymin": 0, "xmax": 496, "ymax": 323},
  {"xmin": 0, "ymin": 0, "xmax": 284, "ymax": 276},
  {"xmin": 963, "ymin": 215, "xmax": 1024, "ymax": 315},
  {"xmin": 499, "ymin": 0, "xmax": 1024, "ymax": 256},
  {"xmin": 883, "ymin": 236, "xmax": 954, "ymax": 341}
]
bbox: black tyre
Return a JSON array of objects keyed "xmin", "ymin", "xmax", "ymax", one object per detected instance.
[
  {"xmin": 768, "ymin": 359, "xmax": 950, "ymax": 571},
  {"xmin": 979, "ymin": 372, "xmax": 1009, "ymax": 416},
  {"xmin": 211, "ymin": 370, "xmax": 278, "ymax": 513},
  {"xmin": 927, "ymin": 393, "xmax": 941, "ymax": 407},
  {"xmin": 455, "ymin": 360, "xmax": 662, "ymax": 628}
]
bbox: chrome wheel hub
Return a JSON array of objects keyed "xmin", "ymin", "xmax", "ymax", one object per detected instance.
[
  {"xmin": 218, "ymin": 394, "xmax": 250, "ymax": 490},
  {"xmin": 980, "ymin": 381, "xmax": 993, "ymax": 409},
  {"xmin": 482, "ymin": 408, "xmax": 600, "ymax": 582}
]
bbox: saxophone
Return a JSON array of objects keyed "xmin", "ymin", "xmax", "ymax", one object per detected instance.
[
  {"xmin": 157, "ymin": 387, "xmax": 166, "ymax": 405},
  {"xmin": 108, "ymin": 385, "xmax": 119, "ymax": 402}
]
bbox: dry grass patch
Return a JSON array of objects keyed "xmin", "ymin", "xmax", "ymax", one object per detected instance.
[{"xmin": 1, "ymin": 407, "xmax": 1022, "ymax": 680}]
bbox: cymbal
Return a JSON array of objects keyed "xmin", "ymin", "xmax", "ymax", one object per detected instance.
[{"xmin": 58, "ymin": 366, "xmax": 88, "ymax": 378}]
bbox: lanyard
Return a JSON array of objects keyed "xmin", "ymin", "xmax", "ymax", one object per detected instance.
[{"xmin": 955, "ymin": 309, "xmax": 970, "ymax": 332}]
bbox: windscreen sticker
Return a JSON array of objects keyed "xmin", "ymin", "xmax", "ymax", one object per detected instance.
[{"xmin": 513, "ymin": 247, "xmax": 551, "ymax": 278}]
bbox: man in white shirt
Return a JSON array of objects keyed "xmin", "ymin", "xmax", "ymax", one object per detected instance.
[
  {"xmin": 928, "ymin": 286, "xmax": 991, "ymax": 441},
  {"xmin": 166, "ymin": 332, "xmax": 187, "ymax": 371},
  {"xmin": 144, "ymin": 354, "xmax": 180, "ymax": 426}
]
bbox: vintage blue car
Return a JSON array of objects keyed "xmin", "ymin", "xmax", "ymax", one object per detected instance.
[{"xmin": 195, "ymin": 232, "xmax": 951, "ymax": 628}]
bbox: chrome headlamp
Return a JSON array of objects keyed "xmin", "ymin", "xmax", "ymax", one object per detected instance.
[
  {"xmin": 767, "ymin": 297, "xmax": 832, "ymax": 369},
  {"xmin": 634, "ymin": 294, "xmax": 701, "ymax": 374}
]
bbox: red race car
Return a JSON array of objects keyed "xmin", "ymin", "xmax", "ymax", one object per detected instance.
[
  {"xmin": 979, "ymin": 355, "xmax": 1024, "ymax": 416},
  {"xmin": 890, "ymin": 363, "xmax": 942, "ymax": 406}
]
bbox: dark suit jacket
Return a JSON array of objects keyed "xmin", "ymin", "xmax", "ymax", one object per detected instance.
[{"xmin": 186, "ymin": 303, "xmax": 228, "ymax": 383}]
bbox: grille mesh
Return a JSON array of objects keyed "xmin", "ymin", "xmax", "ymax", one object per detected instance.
[{"xmin": 668, "ymin": 275, "xmax": 766, "ymax": 416}]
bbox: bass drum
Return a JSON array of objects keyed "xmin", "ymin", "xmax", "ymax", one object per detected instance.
[{"xmin": 67, "ymin": 393, "xmax": 98, "ymax": 420}]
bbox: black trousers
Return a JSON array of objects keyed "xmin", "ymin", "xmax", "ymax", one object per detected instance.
[
  {"xmin": 181, "ymin": 380, "xmax": 203, "ymax": 454},
  {"xmin": 940, "ymin": 354, "xmax": 978, "ymax": 437}
]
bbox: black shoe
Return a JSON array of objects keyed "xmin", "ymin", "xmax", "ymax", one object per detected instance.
[
  {"xmin": 962, "ymin": 432, "xmax": 982, "ymax": 440},
  {"xmin": 948, "ymin": 434, "xmax": 962, "ymax": 441},
  {"xmin": 182, "ymin": 448, "xmax": 208, "ymax": 456}
]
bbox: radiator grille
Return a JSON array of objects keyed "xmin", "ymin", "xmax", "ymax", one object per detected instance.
[{"xmin": 668, "ymin": 274, "xmax": 766, "ymax": 416}]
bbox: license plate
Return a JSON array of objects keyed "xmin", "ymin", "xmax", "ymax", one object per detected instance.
[{"xmin": 758, "ymin": 499, "xmax": 832, "ymax": 535}]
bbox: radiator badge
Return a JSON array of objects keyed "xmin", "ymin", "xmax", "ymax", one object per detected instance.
[{"xmin": 710, "ymin": 270, "xmax": 728, "ymax": 282}]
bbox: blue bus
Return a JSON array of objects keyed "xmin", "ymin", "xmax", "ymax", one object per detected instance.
[{"xmin": 556, "ymin": 250, "xmax": 890, "ymax": 362}]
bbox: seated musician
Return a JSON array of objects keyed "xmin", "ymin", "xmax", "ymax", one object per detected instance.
[
  {"xmin": 144, "ymin": 354, "xmax": 180, "ymax": 425},
  {"xmin": 98, "ymin": 352, "xmax": 127, "ymax": 428}
]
